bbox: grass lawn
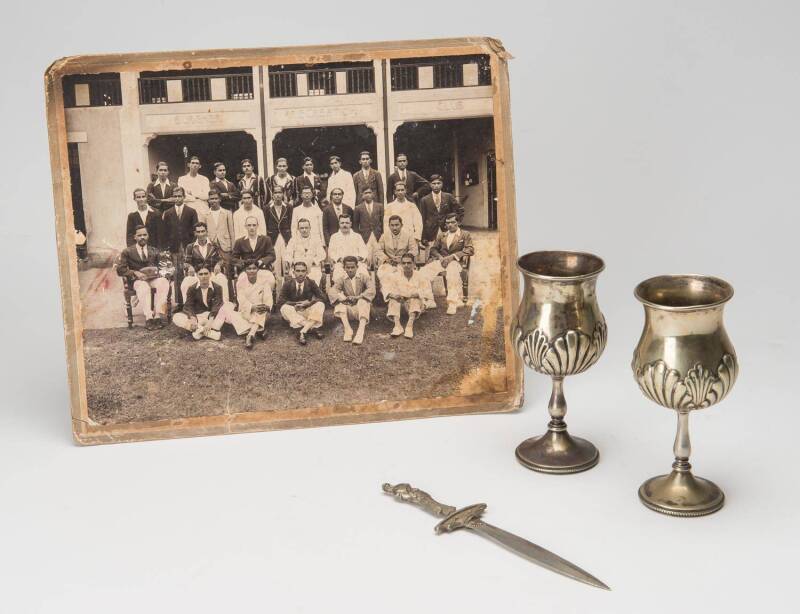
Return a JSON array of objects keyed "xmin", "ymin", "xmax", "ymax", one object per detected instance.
[{"xmin": 83, "ymin": 299, "xmax": 506, "ymax": 425}]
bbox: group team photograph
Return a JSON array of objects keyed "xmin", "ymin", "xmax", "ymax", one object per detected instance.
[{"xmin": 119, "ymin": 151, "xmax": 476, "ymax": 349}]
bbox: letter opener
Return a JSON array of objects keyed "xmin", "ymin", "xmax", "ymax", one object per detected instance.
[{"xmin": 382, "ymin": 483, "xmax": 610, "ymax": 590}]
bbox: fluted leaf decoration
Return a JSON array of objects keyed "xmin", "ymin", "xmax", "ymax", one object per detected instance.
[
  {"xmin": 637, "ymin": 361, "xmax": 688, "ymax": 409},
  {"xmin": 635, "ymin": 354, "xmax": 738, "ymax": 410},
  {"xmin": 517, "ymin": 320, "xmax": 607, "ymax": 376}
]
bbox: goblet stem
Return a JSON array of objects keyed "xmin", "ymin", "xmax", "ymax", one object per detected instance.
[
  {"xmin": 547, "ymin": 377, "xmax": 567, "ymax": 432},
  {"xmin": 672, "ymin": 411, "xmax": 692, "ymax": 472}
]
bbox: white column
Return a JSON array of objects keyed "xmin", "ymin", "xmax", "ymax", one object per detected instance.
[
  {"xmin": 374, "ymin": 59, "xmax": 388, "ymax": 179},
  {"xmin": 452, "ymin": 129, "xmax": 460, "ymax": 201}
]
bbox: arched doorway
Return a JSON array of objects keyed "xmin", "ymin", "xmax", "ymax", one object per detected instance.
[
  {"xmin": 271, "ymin": 125, "xmax": 377, "ymax": 177},
  {"xmin": 147, "ymin": 131, "xmax": 258, "ymax": 183}
]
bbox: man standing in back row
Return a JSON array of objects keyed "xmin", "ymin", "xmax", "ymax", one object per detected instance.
[
  {"xmin": 352, "ymin": 151, "xmax": 384, "ymax": 204},
  {"xmin": 419, "ymin": 174, "xmax": 463, "ymax": 244},
  {"xmin": 178, "ymin": 156, "xmax": 210, "ymax": 217},
  {"xmin": 162, "ymin": 185, "xmax": 198, "ymax": 303},
  {"xmin": 325, "ymin": 154, "xmax": 356, "ymax": 207},
  {"xmin": 146, "ymin": 161, "xmax": 178, "ymax": 214},
  {"xmin": 387, "ymin": 153, "xmax": 429, "ymax": 205},
  {"xmin": 209, "ymin": 162, "xmax": 240, "ymax": 213}
]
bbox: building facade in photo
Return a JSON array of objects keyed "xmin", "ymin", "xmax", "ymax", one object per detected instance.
[{"xmin": 63, "ymin": 55, "xmax": 498, "ymax": 260}]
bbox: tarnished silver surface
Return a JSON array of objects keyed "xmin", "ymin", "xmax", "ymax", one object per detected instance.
[
  {"xmin": 511, "ymin": 251, "xmax": 607, "ymax": 473},
  {"xmin": 632, "ymin": 274, "xmax": 738, "ymax": 517},
  {"xmin": 383, "ymin": 483, "xmax": 610, "ymax": 590}
]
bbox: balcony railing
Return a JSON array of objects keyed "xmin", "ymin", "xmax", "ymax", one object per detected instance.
[
  {"xmin": 268, "ymin": 66, "xmax": 375, "ymax": 98},
  {"xmin": 390, "ymin": 57, "xmax": 492, "ymax": 91},
  {"xmin": 138, "ymin": 73, "xmax": 254, "ymax": 104},
  {"xmin": 63, "ymin": 74, "xmax": 122, "ymax": 108}
]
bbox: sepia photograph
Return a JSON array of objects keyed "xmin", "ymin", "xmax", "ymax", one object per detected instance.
[{"xmin": 46, "ymin": 38, "xmax": 522, "ymax": 444}]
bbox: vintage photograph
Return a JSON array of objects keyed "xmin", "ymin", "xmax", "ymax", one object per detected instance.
[{"xmin": 46, "ymin": 39, "xmax": 522, "ymax": 444}]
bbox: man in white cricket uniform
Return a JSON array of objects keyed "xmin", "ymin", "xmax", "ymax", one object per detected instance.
[
  {"xmin": 327, "ymin": 213, "xmax": 369, "ymax": 282},
  {"xmin": 178, "ymin": 156, "xmax": 211, "ymax": 217}
]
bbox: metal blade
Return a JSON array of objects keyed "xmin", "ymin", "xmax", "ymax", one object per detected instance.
[{"xmin": 468, "ymin": 520, "xmax": 610, "ymax": 590}]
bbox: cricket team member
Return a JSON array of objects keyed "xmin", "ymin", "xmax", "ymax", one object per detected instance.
[
  {"xmin": 277, "ymin": 262, "xmax": 326, "ymax": 345},
  {"xmin": 178, "ymin": 156, "xmax": 211, "ymax": 216},
  {"xmin": 375, "ymin": 215, "xmax": 417, "ymax": 300},
  {"xmin": 386, "ymin": 253, "xmax": 433, "ymax": 339},
  {"xmin": 421, "ymin": 212, "xmax": 475, "ymax": 314},
  {"xmin": 116, "ymin": 225, "xmax": 170, "ymax": 330},
  {"xmin": 327, "ymin": 213, "xmax": 369, "ymax": 282},
  {"xmin": 284, "ymin": 218, "xmax": 326, "ymax": 285},
  {"xmin": 329, "ymin": 256, "xmax": 375, "ymax": 345}
]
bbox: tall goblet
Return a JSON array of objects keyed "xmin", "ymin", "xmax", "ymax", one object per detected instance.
[
  {"xmin": 632, "ymin": 275, "xmax": 738, "ymax": 517},
  {"xmin": 511, "ymin": 251, "xmax": 607, "ymax": 474}
]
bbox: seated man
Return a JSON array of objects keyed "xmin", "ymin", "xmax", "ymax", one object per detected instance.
[
  {"xmin": 277, "ymin": 261, "xmax": 327, "ymax": 346},
  {"xmin": 172, "ymin": 265, "xmax": 235, "ymax": 341},
  {"xmin": 116, "ymin": 225, "xmax": 170, "ymax": 330},
  {"xmin": 231, "ymin": 216, "xmax": 276, "ymax": 292},
  {"xmin": 328, "ymin": 255, "xmax": 375, "ymax": 345},
  {"xmin": 327, "ymin": 213, "xmax": 369, "ymax": 283},
  {"xmin": 421, "ymin": 212, "xmax": 475, "ymax": 315},
  {"xmin": 230, "ymin": 260, "xmax": 273, "ymax": 349},
  {"xmin": 376, "ymin": 214, "xmax": 418, "ymax": 300},
  {"xmin": 181, "ymin": 221, "xmax": 229, "ymax": 304},
  {"xmin": 284, "ymin": 218, "xmax": 326, "ymax": 285},
  {"xmin": 386, "ymin": 253, "xmax": 433, "ymax": 339}
]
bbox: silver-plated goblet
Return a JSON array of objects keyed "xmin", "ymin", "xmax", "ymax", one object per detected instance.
[
  {"xmin": 632, "ymin": 274, "xmax": 738, "ymax": 516},
  {"xmin": 511, "ymin": 251, "xmax": 607, "ymax": 474}
]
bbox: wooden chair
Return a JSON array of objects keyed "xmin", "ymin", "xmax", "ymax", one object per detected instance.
[
  {"xmin": 122, "ymin": 276, "xmax": 173, "ymax": 329},
  {"xmin": 441, "ymin": 255, "xmax": 471, "ymax": 304}
]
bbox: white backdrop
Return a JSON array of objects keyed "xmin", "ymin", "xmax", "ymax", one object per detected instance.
[{"xmin": 1, "ymin": 1, "xmax": 797, "ymax": 612}]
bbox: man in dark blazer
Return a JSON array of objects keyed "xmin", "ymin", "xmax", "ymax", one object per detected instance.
[
  {"xmin": 419, "ymin": 174, "xmax": 465, "ymax": 243},
  {"xmin": 237, "ymin": 158, "xmax": 267, "ymax": 208},
  {"xmin": 232, "ymin": 218, "xmax": 277, "ymax": 296},
  {"xmin": 181, "ymin": 221, "xmax": 230, "ymax": 303},
  {"xmin": 322, "ymin": 187, "xmax": 355, "ymax": 246},
  {"xmin": 294, "ymin": 157, "xmax": 323, "ymax": 204},
  {"xmin": 161, "ymin": 186, "xmax": 199, "ymax": 254},
  {"xmin": 161, "ymin": 185, "xmax": 199, "ymax": 304},
  {"xmin": 387, "ymin": 153, "xmax": 430, "ymax": 205},
  {"xmin": 126, "ymin": 188, "xmax": 162, "ymax": 248},
  {"xmin": 352, "ymin": 187, "xmax": 384, "ymax": 267},
  {"xmin": 116, "ymin": 225, "xmax": 171, "ymax": 329},
  {"xmin": 421, "ymin": 212, "xmax": 475, "ymax": 315},
  {"xmin": 265, "ymin": 186, "xmax": 292, "ymax": 276},
  {"xmin": 352, "ymin": 151, "xmax": 385, "ymax": 204},
  {"xmin": 171, "ymin": 266, "xmax": 234, "ymax": 341},
  {"xmin": 267, "ymin": 157, "xmax": 296, "ymax": 203},
  {"xmin": 276, "ymin": 261, "xmax": 326, "ymax": 345},
  {"xmin": 146, "ymin": 161, "xmax": 178, "ymax": 214},
  {"xmin": 209, "ymin": 162, "xmax": 240, "ymax": 212}
]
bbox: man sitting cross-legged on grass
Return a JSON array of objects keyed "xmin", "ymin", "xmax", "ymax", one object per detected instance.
[
  {"xmin": 421, "ymin": 212, "xmax": 475, "ymax": 315},
  {"xmin": 386, "ymin": 252, "xmax": 434, "ymax": 339},
  {"xmin": 230, "ymin": 260, "xmax": 273, "ymax": 349},
  {"xmin": 181, "ymin": 221, "xmax": 230, "ymax": 304},
  {"xmin": 328, "ymin": 255, "xmax": 375, "ymax": 345},
  {"xmin": 116, "ymin": 225, "xmax": 170, "ymax": 330},
  {"xmin": 172, "ymin": 265, "xmax": 235, "ymax": 341},
  {"xmin": 376, "ymin": 214, "xmax": 417, "ymax": 300},
  {"xmin": 277, "ymin": 261, "xmax": 327, "ymax": 346}
]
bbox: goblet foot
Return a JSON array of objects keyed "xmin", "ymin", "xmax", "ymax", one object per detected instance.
[
  {"xmin": 515, "ymin": 430, "xmax": 599, "ymax": 474},
  {"xmin": 638, "ymin": 471, "xmax": 724, "ymax": 517}
]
